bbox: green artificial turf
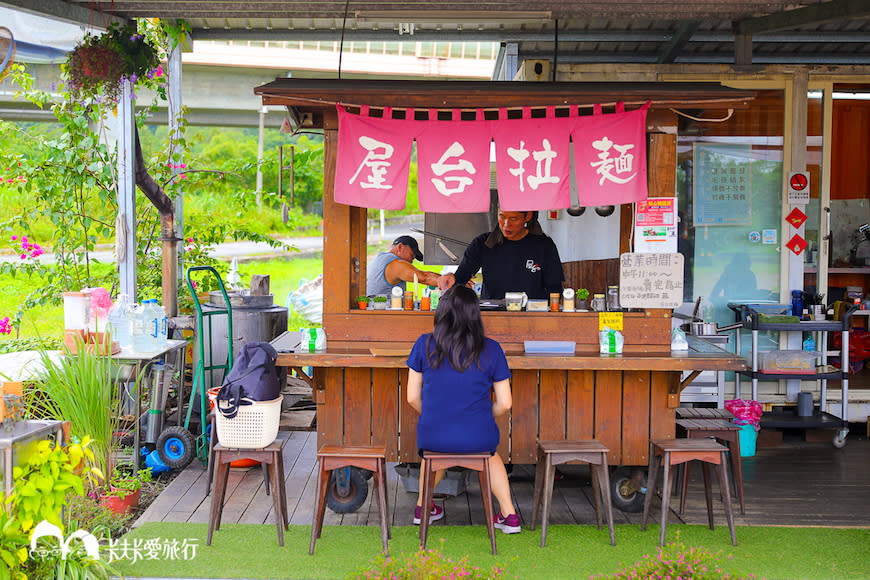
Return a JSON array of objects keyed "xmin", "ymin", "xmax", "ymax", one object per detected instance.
[{"xmin": 113, "ymin": 523, "xmax": 870, "ymax": 579}]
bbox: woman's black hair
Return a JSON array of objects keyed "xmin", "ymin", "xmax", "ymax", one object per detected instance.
[{"xmin": 426, "ymin": 285, "xmax": 485, "ymax": 371}]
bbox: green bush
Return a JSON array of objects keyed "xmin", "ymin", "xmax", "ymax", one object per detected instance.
[
  {"xmin": 351, "ymin": 541, "xmax": 513, "ymax": 579},
  {"xmin": 592, "ymin": 532, "xmax": 758, "ymax": 580}
]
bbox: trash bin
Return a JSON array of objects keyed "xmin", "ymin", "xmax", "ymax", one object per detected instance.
[{"xmin": 737, "ymin": 423, "xmax": 757, "ymax": 457}]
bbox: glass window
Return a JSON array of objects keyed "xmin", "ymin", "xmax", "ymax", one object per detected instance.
[{"xmin": 677, "ymin": 90, "xmax": 784, "ymax": 340}]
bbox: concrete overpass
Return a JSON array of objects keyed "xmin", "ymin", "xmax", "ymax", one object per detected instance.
[{"xmin": 1, "ymin": 38, "xmax": 498, "ymax": 128}]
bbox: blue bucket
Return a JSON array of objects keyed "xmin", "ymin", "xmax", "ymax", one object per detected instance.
[{"xmin": 737, "ymin": 423, "xmax": 757, "ymax": 457}]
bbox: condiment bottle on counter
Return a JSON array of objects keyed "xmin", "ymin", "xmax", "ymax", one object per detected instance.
[
  {"xmin": 549, "ymin": 293, "xmax": 560, "ymax": 312},
  {"xmin": 391, "ymin": 286, "xmax": 403, "ymax": 309},
  {"xmin": 591, "ymin": 294, "xmax": 607, "ymax": 312},
  {"xmin": 404, "ymin": 290, "xmax": 414, "ymax": 311},
  {"xmin": 420, "ymin": 287, "xmax": 431, "ymax": 311},
  {"xmin": 562, "ymin": 288, "xmax": 575, "ymax": 312},
  {"xmin": 429, "ymin": 288, "xmax": 440, "ymax": 310}
]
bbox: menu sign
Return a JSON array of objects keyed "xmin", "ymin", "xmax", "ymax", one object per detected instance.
[
  {"xmin": 619, "ymin": 253, "xmax": 684, "ymax": 309},
  {"xmin": 693, "ymin": 143, "xmax": 752, "ymax": 226}
]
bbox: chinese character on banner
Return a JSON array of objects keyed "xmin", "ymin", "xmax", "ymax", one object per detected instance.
[
  {"xmin": 786, "ymin": 207, "xmax": 808, "ymax": 229},
  {"xmin": 491, "ymin": 107, "xmax": 572, "ymax": 211},
  {"xmin": 415, "ymin": 109, "xmax": 491, "ymax": 213},
  {"xmin": 787, "ymin": 234, "xmax": 808, "ymax": 256},
  {"xmin": 334, "ymin": 105, "xmax": 418, "ymax": 210},
  {"xmin": 572, "ymin": 102, "xmax": 649, "ymax": 206}
]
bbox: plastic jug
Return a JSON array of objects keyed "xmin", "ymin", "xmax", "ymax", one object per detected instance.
[
  {"xmin": 107, "ymin": 293, "xmax": 132, "ymax": 349},
  {"xmin": 131, "ymin": 303, "xmax": 151, "ymax": 352}
]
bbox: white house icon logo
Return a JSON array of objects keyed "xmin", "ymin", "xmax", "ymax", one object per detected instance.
[{"xmin": 29, "ymin": 520, "xmax": 101, "ymax": 560}]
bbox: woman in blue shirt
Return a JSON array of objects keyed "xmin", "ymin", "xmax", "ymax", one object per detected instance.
[{"xmin": 406, "ymin": 285, "xmax": 520, "ymax": 533}]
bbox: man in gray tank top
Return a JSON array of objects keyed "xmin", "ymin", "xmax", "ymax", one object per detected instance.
[{"xmin": 366, "ymin": 235, "xmax": 442, "ymax": 296}]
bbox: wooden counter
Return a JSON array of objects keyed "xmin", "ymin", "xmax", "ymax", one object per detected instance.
[{"xmin": 278, "ymin": 335, "xmax": 745, "ymax": 467}]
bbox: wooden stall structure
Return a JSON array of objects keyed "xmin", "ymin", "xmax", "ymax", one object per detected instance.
[{"xmin": 255, "ymin": 79, "xmax": 750, "ymax": 472}]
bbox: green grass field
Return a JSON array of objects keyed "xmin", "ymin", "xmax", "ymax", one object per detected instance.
[{"xmin": 113, "ymin": 522, "xmax": 870, "ymax": 579}]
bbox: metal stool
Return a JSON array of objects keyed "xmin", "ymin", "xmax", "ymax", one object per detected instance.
[
  {"xmin": 642, "ymin": 438, "xmax": 736, "ymax": 546},
  {"xmin": 311, "ymin": 445, "xmax": 390, "ymax": 555},
  {"xmin": 419, "ymin": 451, "xmax": 497, "ymax": 555},
  {"xmin": 208, "ymin": 437, "xmax": 288, "ymax": 546},
  {"xmin": 677, "ymin": 418, "xmax": 746, "ymax": 515},
  {"xmin": 531, "ymin": 440, "xmax": 615, "ymax": 547}
]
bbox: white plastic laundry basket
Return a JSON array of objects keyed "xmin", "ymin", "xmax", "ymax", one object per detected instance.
[{"xmin": 215, "ymin": 395, "xmax": 283, "ymax": 449}]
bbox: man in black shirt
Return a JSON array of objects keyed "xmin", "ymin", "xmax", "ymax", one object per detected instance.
[{"xmin": 437, "ymin": 210, "xmax": 564, "ymax": 300}]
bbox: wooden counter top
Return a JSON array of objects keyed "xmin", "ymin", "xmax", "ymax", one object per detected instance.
[{"xmin": 276, "ymin": 337, "xmax": 745, "ymax": 372}]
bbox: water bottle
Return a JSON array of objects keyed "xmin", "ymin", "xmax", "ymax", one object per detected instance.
[
  {"xmin": 107, "ymin": 293, "xmax": 132, "ymax": 350},
  {"xmin": 143, "ymin": 299, "xmax": 161, "ymax": 350},
  {"xmin": 131, "ymin": 303, "xmax": 150, "ymax": 352},
  {"xmin": 153, "ymin": 300, "xmax": 168, "ymax": 348}
]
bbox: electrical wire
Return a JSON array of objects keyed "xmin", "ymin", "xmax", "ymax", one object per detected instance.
[{"xmin": 669, "ymin": 108, "xmax": 734, "ymax": 122}]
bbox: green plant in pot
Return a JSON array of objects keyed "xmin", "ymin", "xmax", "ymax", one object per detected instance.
[
  {"xmin": 66, "ymin": 21, "xmax": 160, "ymax": 102},
  {"xmin": 576, "ymin": 288, "xmax": 590, "ymax": 310},
  {"xmin": 371, "ymin": 295, "xmax": 388, "ymax": 310},
  {"xmin": 356, "ymin": 295, "xmax": 371, "ymax": 309},
  {"xmin": 100, "ymin": 466, "xmax": 152, "ymax": 515},
  {"xmin": 29, "ymin": 346, "xmax": 144, "ymax": 487}
]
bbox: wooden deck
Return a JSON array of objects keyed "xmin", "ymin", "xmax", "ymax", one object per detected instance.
[{"xmin": 135, "ymin": 430, "xmax": 870, "ymax": 530}]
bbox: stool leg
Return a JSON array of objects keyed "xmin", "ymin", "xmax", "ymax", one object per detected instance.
[
  {"xmin": 419, "ymin": 459, "xmax": 435, "ymax": 550},
  {"xmin": 268, "ymin": 458, "xmax": 283, "ymax": 546},
  {"xmin": 530, "ymin": 448, "xmax": 545, "ymax": 532},
  {"xmin": 277, "ymin": 449, "xmax": 289, "ymax": 531},
  {"xmin": 716, "ymin": 451, "xmax": 737, "ymax": 546},
  {"xmin": 540, "ymin": 456, "xmax": 556, "ymax": 547},
  {"xmin": 659, "ymin": 452, "xmax": 671, "ymax": 546},
  {"xmin": 309, "ymin": 463, "xmax": 330, "ymax": 555},
  {"xmin": 596, "ymin": 457, "xmax": 616, "ymax": 546},
  {"xmin": 641, "ymin": 450, "xmax": 661, "ymax": 531},
  {"xmin": 701, "ymin": 461, "xmax": 714, "ymax": 530},
  {"xmin": 590, "ymin": 463, "xmax": 603, "ymax": 531},
  {"xmin": 373, "ymin": 462, "xmax": 389, "ymax": 553},
  {"xmin": 727, "ymin": 435, "xmax": 746, "ymax": 515},
  {"xmin": 679, "ymin": 460, "xmax": 691, "ymax": 515},
  {"xmin": 379, "ymin": 458, "xmax": 391, "ymax": 540},
  {"xmin": 207, "ymin": 457, "xmax": 230, "ymax": 546},
  {"xmin": 263, "ymin": 461, "xmax": 271, "ymax": 496},
  {"xmin": 478, "ymin": 465, "xmax": 497, "ymax": 556}
]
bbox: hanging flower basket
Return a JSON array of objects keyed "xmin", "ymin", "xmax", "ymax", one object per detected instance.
[{"xmin": 66, "ymin": 22, "xmax": 160, "ymax": 102}]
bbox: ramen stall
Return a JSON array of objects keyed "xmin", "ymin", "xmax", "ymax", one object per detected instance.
[{"xmin": 256, "ymin": 79, "xmax": 749, "ymax": 512}]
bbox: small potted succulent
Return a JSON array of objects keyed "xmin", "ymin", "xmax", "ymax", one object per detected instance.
[
  {"xmin": 576, "ymin": 288, "xmax": 590, "ymax": 310},
  {"xmin": 356, "ymin": 295, "xmax": 371, "ymax": 310},
  {"xmin": 371, "ymin": 295, "xmax": 388, "ymax": 310}
]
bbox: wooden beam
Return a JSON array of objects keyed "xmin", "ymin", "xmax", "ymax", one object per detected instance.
[
  {"xmin": 736, "ymin": 0, "xmax": 870, "ymax": 36},
  {"xmin": 0, "ymin": 0, "xmax": 127, "ymax": 28},
  {"xmin": 657, "ymin": 20, "xmax": 699, "ymax": 64}
]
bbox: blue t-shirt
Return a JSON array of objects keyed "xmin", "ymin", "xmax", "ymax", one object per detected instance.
[{"xmin": 407, "ymin": 334, "xmax": 511, "ymax": 454}]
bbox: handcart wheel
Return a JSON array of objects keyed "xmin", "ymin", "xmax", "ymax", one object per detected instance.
[
  {"xmin": 610, "ymin": 467, "xmax": 646, "ymax": 513},
  {"xmin": 326, "ymin": 467, "xmax": 368, "ymax": 513},
  {"xmin": 832, "ymin": 428, "xmax": 848, "ymax": 449},
  {"xmin": 156, "ymin": 426, "xmax": 197, "ymax": 469}
]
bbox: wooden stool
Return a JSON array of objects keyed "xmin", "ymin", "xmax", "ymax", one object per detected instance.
[
  {"xmin": 677, "ymin": 418, "xmax": 746, "ymax": 515},
  {"xmin": 419, "ymin": 451, "xmax": 497, "ymax": 555},
  {"xmin": 531, "ymin": 440, "xmax": 615, "ymax": 547},
  {"xmin": 642, "ymin": 438, "xmax": 736, "ymax": 546},
  {"xmin": 208, "ymin": 437, "xmax": 288, "ymax": 546},
  {"xmin": 675, "ymin": 407, "xmax": 735, "ymax": 421},
  {"xmin": 311, "ymin": 445, "xmax": 390, "ymax": 555}
]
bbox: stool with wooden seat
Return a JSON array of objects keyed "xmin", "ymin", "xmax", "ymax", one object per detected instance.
[
  {"xmin": 419, "ymin": 451, "xmax": 497, "ymax": 555},
  {"xmin": 530, "ymin": 440, "xmax": 615, "ymax": 547},
  {"xmin": 675, "ymin": 407, "xmax": 735, "ymax": 421},
  {"xmin": 642, "ymin": 438, "xmax": 736, "ymax": 546},
  {"xmin": 310, "ymin": 445, "xmax": 390, "ymax": 555},
  {"xmin": 208, "ymin": 437, "xmax": 289, "ymax": 546},
  {"xmin": 676, "ymin": 418, "xmax": 746, "ymax": 515}
]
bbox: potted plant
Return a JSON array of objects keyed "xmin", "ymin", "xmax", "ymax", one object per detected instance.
[
  {"xmin": 100, "ymin": 466, "xmax": 152, "ymax": 515},
  {"xmin": 576, "ymin": 288, "xmax": 590, "ymax": 310},
  {"xmin": 356, "ymin": 295, "xmax": 371, "ymax": 310},
  {"xmin": 66, "ymin": 22, "xmax": 160, "ymax": 102},
  {"xmin": 371, "ymin": 295, "xmax": 388, "ymax": 310}
]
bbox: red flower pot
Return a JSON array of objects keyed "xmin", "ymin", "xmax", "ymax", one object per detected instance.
[{"xmin": 100, "ymin": 488, "xmax": 141, "ymax": 515}]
